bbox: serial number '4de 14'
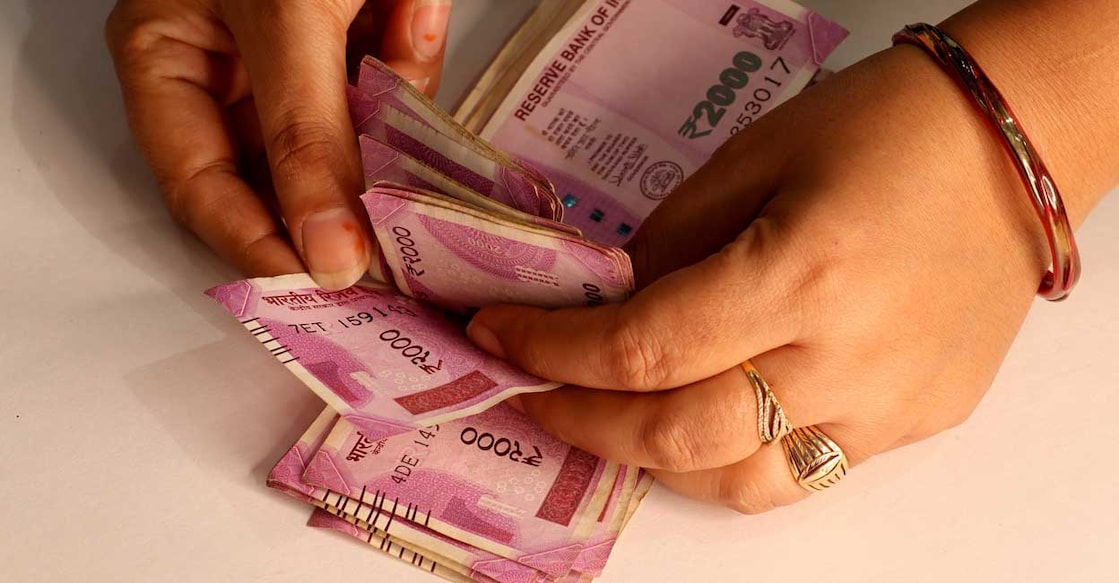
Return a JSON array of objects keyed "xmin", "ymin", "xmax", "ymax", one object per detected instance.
[
  {"xmin": 392, "ymin": 425, "xmax": 440, "ymax": 485},
  {"xmin": 679, "ymin": 52, "xmax": 792, "ymax": 140}
]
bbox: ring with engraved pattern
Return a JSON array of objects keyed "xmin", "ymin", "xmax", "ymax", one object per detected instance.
[{"xmin": 741, "ymin": 361, "xmax": 792, "ymax": 444}]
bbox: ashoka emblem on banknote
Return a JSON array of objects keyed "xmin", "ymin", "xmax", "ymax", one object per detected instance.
[
  {"xmin": 734, "ymin": 8, "xmax": 795, "ymax": 51},
  {"xmin": 640, "ymin": 161, "xmax": 683, "ymax": 200}
]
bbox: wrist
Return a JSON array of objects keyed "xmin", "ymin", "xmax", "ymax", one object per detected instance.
[
  {"xmin": 879, "ymin": 44, "xmax": 1056, "ymax": 295},
  {"xmin": 939, "ymin": 0, "xmax": 1119, "ymax": 228}
]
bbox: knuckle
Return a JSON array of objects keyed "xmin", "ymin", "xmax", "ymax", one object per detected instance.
[
  {"xmin": 105, "ymin": 11, "xmax": 160, "ymax": 66},
  {"xmin": 163, "ymin": 188, "xmax": 190, "ymax": 228},
  {"xmin": 942, "ymin": 405, "xmax": 977, "ymax": 431},
  {"xmin": 240, "ymin": 0, "xmax": 351, "ymax": 34},
  {"xmin": 748, "ymin": 213, "xmax": 849, "ymax": 322},
  {"xmin": 163, "ymin": 160, "xmax": 237, "ymax": 230},
  {"xmin": 517, "ymin": 325, "xmax": 562, "ymax": 380},
  {"xmin": 908, "ymin": 383, "xmax": 984, "ymax": 436},
  {"xmin": 719, "ymin": 475, "xmax": 777, "ymax": 515},
  {"xmin": 267, "ymin": 116, "xmax": 342, "ymax": 183},
  {"xmin": 602, "ymin": 311, "xmax": 672, "ymax": 391},
  {"xmin": 639, "ymin": 412, "xmax": 702, "ymax": 472}
]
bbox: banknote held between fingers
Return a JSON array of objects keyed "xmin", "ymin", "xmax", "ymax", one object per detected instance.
[
  {"xmin": 219, "ymin": 0, "xmax": 373, "ymax": 290},
  {"xmin": 467, "ymin": 224, "xmax": 806, "ymax": 392},
  {"xmin": 105, "ymin": 0, "xmax": 454, "ymax": 287}
]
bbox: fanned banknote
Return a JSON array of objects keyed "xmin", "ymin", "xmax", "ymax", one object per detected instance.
[
  {"xmin": 302, "ymin": 406, "xmax": 620, "ymax": 576},
  {"xmin": 362, "ymin": 184, "xmax": 633, "ymax": 314},
  {"xmin": 206, "ymin": 2, "xmax": 847, "ymax": 580},
  {"xmin": 269, "ymin": 409, "xmax": 553, "ymax": 583},
  {"xmin": 359, "ymin": 135, "xmax": 581, "ymax": 238},
  {"xmin": 308, "ymin": 509, "xmax": 486, "ymax": 583},
  {"xmin": 350, "ymin": 58, "xmax": 561, "ymax": 221},
  {"xmin": 269, "ymin": 407, "xmax": 642, "ymax": 582},
  {"xmin": 206, "ymin": 275, "xmax": 561, "ymax": 441}
]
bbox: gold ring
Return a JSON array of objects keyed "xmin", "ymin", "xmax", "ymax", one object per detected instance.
[
  {"xmin": 781, "ymin": 426, "xmax": 848, "ymax": 491},
  {"xmin": 742, "ymin": 362, "xmax": 791, "ymax": 444}
]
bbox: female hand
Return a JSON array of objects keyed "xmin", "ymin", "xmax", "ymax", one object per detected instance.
[
  {"xmin": 466, "ymin": 3, "xmax": 1119, "ymax": 512},
  {"xmin": 105, "ymin": 0, "xmax": 453, "ymax": 289}
]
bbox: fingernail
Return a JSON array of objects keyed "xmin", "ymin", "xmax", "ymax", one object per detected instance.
[
  {"xmin": 411, "ymin": 0, "xmax": 452, "ymax": 62},
  {"xmin": 302, "ymin": 208, "xmax": 369, "ymax": 291},
  {"xmin": 409, "ymin": 77, "xmax": 431, "ymax": 93},
  {"xmin": 467, "ymin": 319, "xmax": 506, "ymax": 359}
]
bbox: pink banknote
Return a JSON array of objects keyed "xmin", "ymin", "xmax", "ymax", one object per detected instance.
[
  {"xmin": 268, "ymin": 410, "xmax": 544, "ymax": 583},
  {"xmin": 355, "ymin": 57, "xmax": 556, "ymax": 197},
  {"xmin": 361, "ymin": 185, "xmax": 633, "ymax": 314},
  {"xmin": 206, "ymin": 274, "xmax": 561, "ymax": 441},
  {"xmin": 569, "ymin": 469, "xmax": 631, "ymax": 577},
  {"xmin": 302, "ymin": 405, "xmax": 619, "ymax": 578},
  {"xmin": 348, "ymin": 59, "xmax": 560, "ymax": 221},
  {"xmin": 307, "ymin": 509, "xmax": 475, "ymax": 581},
  {"xmin": 268, "ymin": 408, "xmax": 340, "ymax": 503},
  {"xmin": 480, "ymin": 0, "xmax": 847, "ymax": 245},
  {"xmin": 359, "ymin": 136, "xmax": 581, "ymax": 238}
]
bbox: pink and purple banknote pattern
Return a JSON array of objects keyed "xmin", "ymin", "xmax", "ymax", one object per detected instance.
[
  {"xmin": 268, "ymin": 407, "xmax": 651, "ymax": 583},
  {"xmin": 206, "ymin": 58, "xmax": 645, "ymax": 581},
  {"xmin": 205, "ymin": 3, "xmax": 845, "ymax": 578},
  {"xmin": 480, "ymin": 0, "xmax": 848, "ymax": 246},
  {"xmin": 206, "ymin": 274, "xmax": 562, "ymax": 441}
]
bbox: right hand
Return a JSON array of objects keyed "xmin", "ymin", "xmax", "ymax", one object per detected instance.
[{"xmin": 106, "ymin": 0, "xmax": 453, "ymax": 289}]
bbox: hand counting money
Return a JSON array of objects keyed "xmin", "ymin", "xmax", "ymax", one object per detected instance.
[{"xmin": 206, "ymin": 1, "xmax": 846, "ymax": 580}]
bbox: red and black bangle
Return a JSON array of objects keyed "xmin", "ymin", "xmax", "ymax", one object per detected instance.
[{"xmin": 893, "ymin": 23, "xmax": 1081, "ymax": 301}]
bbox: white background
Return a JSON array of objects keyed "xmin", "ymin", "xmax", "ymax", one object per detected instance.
[{"xmin": 2, "ymin": 1, "xmax": 1117, "ymax": 582}]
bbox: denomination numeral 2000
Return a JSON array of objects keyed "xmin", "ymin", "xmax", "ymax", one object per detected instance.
[
  {"xmin": 392, "ymin": 226, "xmax": 426, "ymax": 277},
  {"xmin": 459, "ymin": 426, "xmax": 544, "ymax": 467},
  {"xmin": 379, "ymin": 328, "xmax": 443, "ymax": 374},
  {"xmin": 679, "ymin": 52, "xmax": 787, "ymax": 140},
  {"xmin": 583, "ymin": 283, "xmax": 606, "ymax": 307}
]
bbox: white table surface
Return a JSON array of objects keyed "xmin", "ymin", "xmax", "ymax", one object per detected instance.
[{"xmin": 2, "ymin": 1, "xmax": 1117, "ymax": 582}]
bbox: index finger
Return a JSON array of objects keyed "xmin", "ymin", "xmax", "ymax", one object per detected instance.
[
  {"xmin": 222, "ymin": 0, "xmax": 372, "ymax": 290},
  {"xmin": 108, "ymin": 28, "xmax": 302, "ymax": 276}
]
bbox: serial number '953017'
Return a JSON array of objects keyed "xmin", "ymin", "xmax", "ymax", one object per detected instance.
[{"xmin": 679, "ymin": 52, "xmax": 790, "ymax": 140}]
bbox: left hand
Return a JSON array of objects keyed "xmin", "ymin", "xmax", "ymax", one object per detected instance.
[{"xmin": 465, "ymin": 44, "xmax": 1062, "ymax": 512}]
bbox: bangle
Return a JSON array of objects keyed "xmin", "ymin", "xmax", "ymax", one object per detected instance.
[{"xmin": 892, "ymin": 23, "xmax": 1081, "ymax": 301}]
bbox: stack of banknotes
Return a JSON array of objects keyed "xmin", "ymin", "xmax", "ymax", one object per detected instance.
[{"xmin": 205, "ymin": 1, "xmax": 845, "ymax": 581}]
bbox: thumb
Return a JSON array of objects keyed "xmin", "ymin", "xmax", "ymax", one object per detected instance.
[
  {"xmin": 467, "ymin": 220, "xmax": 804, "ymax": 391},
  {"xmin": 223, "ymin": 0, "xmax": 371, "ymax": 290}
]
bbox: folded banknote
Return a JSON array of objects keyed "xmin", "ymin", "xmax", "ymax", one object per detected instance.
[
  {"xmin": 269, "ymin": 407, "xmax": 651, "ymax": 582},
  {"xmin": 206, "ymin": 274, "xmax": 563, "ymax": 441}
]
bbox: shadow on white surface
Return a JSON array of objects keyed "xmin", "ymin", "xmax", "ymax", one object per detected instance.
[{"xmin": 121, "ymin": 333, "xmax": 329, "ymax": 534}]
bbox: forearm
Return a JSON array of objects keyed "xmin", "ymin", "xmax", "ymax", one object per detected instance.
[{"xmin": 941, "ymin": 0, "xmax": 1119, "ymax": 226}]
